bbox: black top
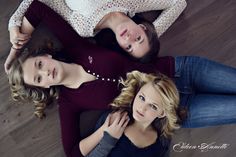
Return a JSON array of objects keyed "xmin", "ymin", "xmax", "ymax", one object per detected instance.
[{"xmin": 87, "ymin": 111, "xmax": 170, "ymax": 157}]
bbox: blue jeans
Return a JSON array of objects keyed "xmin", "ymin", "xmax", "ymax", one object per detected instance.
[{"xmin": 174, "ymin": 56, "xmax": 236, "ymax": 128}]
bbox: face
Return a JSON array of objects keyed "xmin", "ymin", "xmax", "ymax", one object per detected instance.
[
  {"xmin": 132, "ymin": 82, "xmax": 166, "ymax": 124},
  {"xmin": 22, "ymin": 55, "xmax": 64, "ymax": 88},
  {"xmin": 115, "ymin": 21, "xmax": 150, "ymax": 58}
]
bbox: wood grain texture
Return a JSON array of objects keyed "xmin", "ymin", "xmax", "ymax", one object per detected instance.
[{"xmin": 0, "ymin": 0, "xmax": 235, "ymax": 157}]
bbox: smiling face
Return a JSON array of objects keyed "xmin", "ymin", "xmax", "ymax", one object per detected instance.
[
  {"xmin": 132, "ymin": 82, "xmax": 166, "ymax": 124},
  {"xmin": 115, "ymin": 21, "xmax": 150, "ymax": 58},
  {"xmin": 22, "ymin": 55, "xmax": 64, "ymax": 88}
]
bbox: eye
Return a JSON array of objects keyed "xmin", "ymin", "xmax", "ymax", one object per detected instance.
[
  {"xmin": 38, "ymin": 61, "xmax": 42, "ymax": 69},
  {"xmin": 149, "ymin": 104, "xmax": 158, "ymax": 111},
  {"xmin": 136, "ymin": 36, "xmax": 141, "ymax": 42},
  {"xmin": 139, "ymin": 95, "xmax": 145, "ymax": 101},
  {"xmin": 37, "ymin": 76, "xmax": 42, "ymax": 83}
]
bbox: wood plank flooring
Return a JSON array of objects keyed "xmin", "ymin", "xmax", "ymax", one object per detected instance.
[{"xmin": 0, "ymin": 0, "xmax": 236, "ymax": 157}]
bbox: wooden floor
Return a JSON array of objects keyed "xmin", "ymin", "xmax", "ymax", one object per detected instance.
[{"xmin": 0, "ymin": 0, "xmax": 236, "ymax": 157}]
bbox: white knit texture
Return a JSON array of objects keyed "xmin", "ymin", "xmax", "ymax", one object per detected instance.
[{"xmin": 9, "ymin": 0, "xmax": 186, "ymax": 37}]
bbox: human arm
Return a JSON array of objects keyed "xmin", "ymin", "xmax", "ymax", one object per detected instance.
[
  {"xmin": 8, "ymin": 0, "xmax": 34, "ymax": 29},
  {"xmin": 4, "ymin": 16, "xmax": 34, "ymax": 73},
  {"xmin": 8, "ymin": 0, "xmax": 73, "ymax": 47},
  {"xmin": 58, "ymin": 98, "xmax": 83, "ymax": 157},
  {"xmin": 8, "ymin": 0, "xmax": 36, "ymax": 51},
  {"xmin": 153, "ymin": 0, "xmax": 187, "ymax": 37},
  {"xmin": 80, "ymin": 111, "xmax": 129, "ymax": 157},
  {"xmin": 5, "ymin": 0, "xmax": 87, "ymax": 73},
  {"xmin": 8, "ymin": 0, "xmax": 72, "ymax": 29},
  {"xmin": 136, "ymin": 0, "xmax": 187, "ymax": 37}
]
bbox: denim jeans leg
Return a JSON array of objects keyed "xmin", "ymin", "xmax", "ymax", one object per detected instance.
[
  {"xmin": 181, "ymin": 94, "xmax": 236, "ymax": 128},
  {"xmin": 175, "ymin": 56, "xmax": 236, "ymax": 94},
  {"xmin": 174, "ymin": 56, "xmax": 236, "ymax": 127}
]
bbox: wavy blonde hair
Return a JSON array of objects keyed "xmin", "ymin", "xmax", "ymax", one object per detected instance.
[
  {"xmin": 111, "ymin": 70, "xmax": 180, "ymax": 138},
  {"xmin": 8, "ymin": 49, "xmax": 59, "ymax": 119}
]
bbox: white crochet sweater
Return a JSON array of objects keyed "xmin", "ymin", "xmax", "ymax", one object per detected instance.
[{"xmin": 8, "ymin": 0, "xmax": 187, "ymax": 37}]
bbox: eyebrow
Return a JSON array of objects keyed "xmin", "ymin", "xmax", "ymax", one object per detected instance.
[{"xmin": 33, "ymin": 61, "xmax": 37, "ymax": 83}]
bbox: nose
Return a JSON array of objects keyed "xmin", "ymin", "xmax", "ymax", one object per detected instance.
[
  {"xmin": 139, "ymin": 104, "xmax": 147, "ymax": 113},
  {"xmin": 39, "ymin": 69, "xmax": 51, "ymax": 77},
  {"xmin": 125, "ymin": 32, "xmax": 135, "ymax": 42}
]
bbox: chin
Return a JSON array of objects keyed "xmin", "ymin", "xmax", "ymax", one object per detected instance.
[{"xmin": 133, "ymin": 112, "xmax": 142, "ymax": 121}]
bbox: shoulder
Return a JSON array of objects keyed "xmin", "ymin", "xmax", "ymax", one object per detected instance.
[{"xmin": 94, "ymin": 110, "xmax": 112, "ymax": 130}]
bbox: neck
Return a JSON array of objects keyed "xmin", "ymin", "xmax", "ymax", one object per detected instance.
[
  {"xmin": 61, "ymin": 63, "xmax": 93, "ymax": 89},
  {"xmin": 96, "ymin": 12, "xmax": 130, "ymax": 32},
  {"xmin": 132, "ymin": 121, "xmax": 153, "ymax": 133}
]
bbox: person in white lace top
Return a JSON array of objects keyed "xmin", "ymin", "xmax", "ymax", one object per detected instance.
[{"xmin": 6, "ymin": 0, "xmax": 187, "ymax": 73}]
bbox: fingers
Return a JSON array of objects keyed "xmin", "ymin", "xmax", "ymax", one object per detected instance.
[
  {"xmin": 105, "ymin": 111, "xmax": 129, "ymax": 139},
  {"xmin": 17, "ymin": 33, "xmax": 31, "ymax": 40},
  {"xmin": 15, "ymin": 38, "xmax": 30, "ymax": 46},
  {"xmin": 118, "ymin": 112, "xmax": 129, "ymax": 127},
  {"xmin": 111, "ymin": 112, "xmax": 121, "ymax": 126},
  {"xmin": 109, "ymin": 110, "xmax": 121, "ymax": 125},
  {"xmin": 4, "ymin": 48, "xmax": 19, "ymax": 74},
  {"xmin": 11, "ymin": 44, "xmax": 23, "ymax": 51},
  {"xmin": 122, "ymin": 118, "xmax": 129, "ymax": 128},
  {"xmin": 104, "ymin": 114, "xmax": 111, "ymax": 127},
  {"xmin": 10, "ymin": 28, "xmax": 31, "ymax": 49},
  {"xmin": 4, "ymin": 62, "xmax": 11, "ymax": 74},
  {"xmin": 111, "ymin": 111, "xmax": 129, "ymax": 127}
]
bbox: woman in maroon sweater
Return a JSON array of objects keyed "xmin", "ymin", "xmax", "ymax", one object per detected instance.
[
  {"xmin": 8, "ymin": 1, "xmax": 174, "ymax": 157},
  {"xmin": 7, "ymin": 1, "xmax": 236, "ymax": 157}
]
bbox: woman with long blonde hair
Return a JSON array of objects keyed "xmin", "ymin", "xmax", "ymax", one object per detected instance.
[
  {"xmin": 79, "ymin": 71, "xmax": 180, "ymax": 157},
  {"xmin": 6, "ymin": 1, "xmax": 236, "ymax": 157}
]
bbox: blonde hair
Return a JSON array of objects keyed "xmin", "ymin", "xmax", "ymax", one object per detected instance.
[
  {"xmin": 111, "ymin": 70, "xmax": 180, "ymax": 137},
  {"xmin": 8, "ymin": 49, "xmax": 59, "ymax": 119}
]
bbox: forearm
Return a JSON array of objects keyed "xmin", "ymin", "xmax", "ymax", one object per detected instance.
[
  {"xmin": 23, "ymin": 0, "xmax": 83, "ymax": 48},
  {"xmin": 153, "ymin": 0, "xmax": 187, "ymax": 37},
  {"xmin": 79, "ymin": 126, "xmax": 104, "ymax": 156},
  {"xmin": 8, "ymin": 0, "xmax": 65, "ymax": 29},
  {"xmin": 8, "ymin": 0, "xmax": 34, "ymax": 29},
  {"xmin": 86, "ymin": 132, "xmax": 118, "ymax": 157},
  {"xmin": 21, "ymin": 17, "xmax": 34, "ymax": 35}
]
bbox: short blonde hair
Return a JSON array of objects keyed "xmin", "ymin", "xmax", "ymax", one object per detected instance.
[{"xmin": 111, "ymin": 70, "xmax": 180, "ymax": 137}]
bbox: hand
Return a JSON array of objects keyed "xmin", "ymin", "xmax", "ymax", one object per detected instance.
[
  {"xmin": 102, "ymin": 111, "xmax": 130, "ymax": 139},
  {"xmin": 4, "ymin": 47, "xmax": 19, "ymax": 74},
  {"xmin": 9, "ymin": 26, "xmax": 31, "ymax": 49}
]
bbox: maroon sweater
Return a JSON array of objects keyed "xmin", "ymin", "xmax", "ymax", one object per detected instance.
[{"xmin": 25, "ymin": 1, "xmax": 175, "ymax": 157}]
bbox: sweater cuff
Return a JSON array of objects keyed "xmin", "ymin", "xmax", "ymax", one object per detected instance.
[{"xmin": 102, "ymin": 131, "xmax": 118, "ymax": 146}]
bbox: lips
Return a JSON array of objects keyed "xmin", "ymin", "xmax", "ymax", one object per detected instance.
[
  {"xmin": 52, "ymin": 68, "xmax": 56, "ymax": 79},
  {"xmin": 136, "ymin": 110, "xmax": 144, "ymax": 117},
  {"xmin": 120, "ymin": 29, "xmax": 127, "ymax": 37}
]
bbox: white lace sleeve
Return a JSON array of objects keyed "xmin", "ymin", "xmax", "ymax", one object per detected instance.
[
  {"xmin": 153, "ymin": 0, "xmax": 187, "ymax": 37},
  {"xmin": 8, "ymin": 0, "xmax": 34, "ymax": 30},
  {"xmin": 8, "ymin": 0, "xmax": 71, "ymax": 31}
]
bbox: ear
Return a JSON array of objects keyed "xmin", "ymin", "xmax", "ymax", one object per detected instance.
[
  {"xmin": 159, "ymin": 110, "xmax": 166, "ymax": 118},
  {"xmin": 138, "ymin": 24, "xmax": 147, "ymax": 31}
]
